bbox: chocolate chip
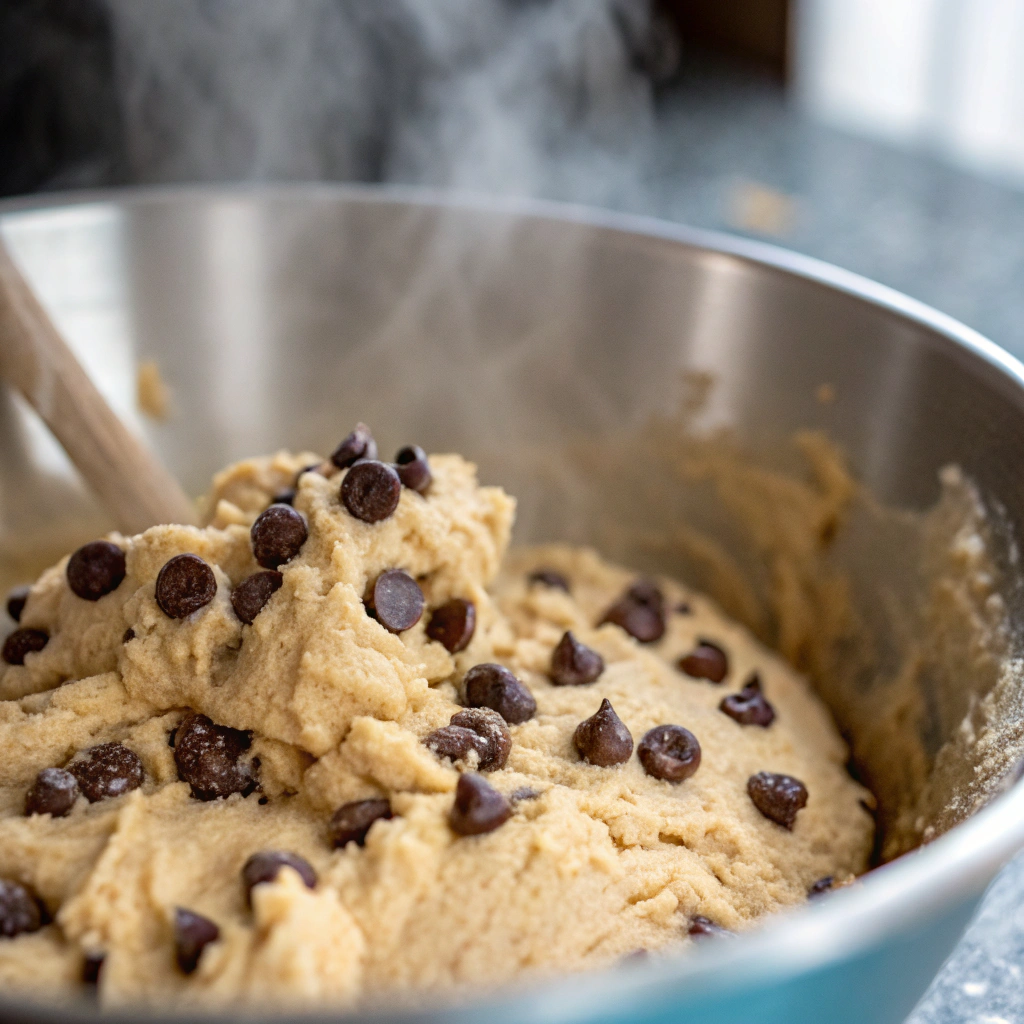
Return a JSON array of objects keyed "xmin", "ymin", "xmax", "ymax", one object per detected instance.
[
  {"xmin": 808, "ymin": 876, "xmax": 833, "ymax": 898},
  {"xmin": 242, "ymin": 851, "xmax": 316, "ymax": 905},
  {"xmin": 174, "ymin": 908, "xmax": 219, "ymax": 974},
  {"xmin": 2, "ymin": 627, "xmax": 48, "ymax": 665},
  {"xmin": 719, "ymin": 674, "xmax": 775, "ymax": 727},
  {"xmin": 463, "ymin": 663, "xmax": 536, "ymax": 724},
  {"xmin": 25, "ymin": 767, "xmax": 79, "ymax": 817},
  {"xmin": 426, "ymin": 598, "xmax": 476, "ymax": 653},
  {"xmin": 599, "ymin": 581, "xmax": 666, "ymax": 643},
  {"xmin": 394, "ymin": 445, "xmax": 432, "ymax": 494},
  {"xmin": 67, "ymin": 742, "xmax": 144, "ymax": 802},
  {"xmin": 295, "ymin": 463, "xmax": 325, "ymax": 484},
  {"xmin": 675, "ymin": 602, "xmax": 692, "ymax": 615},
  {"xmin": 272, "ymin": 488, "xmax": 296, "ymax": 506},
  {"xmin": 574, "ymin": 698, "xmax": 633, "ymax": 766},
  {"xmin": 747, "ymin": 771, "xmax": 808, "ymax": 829},
  {"xmin": 66, "ymin": 540, "xmax": 126, "ymax": 601},
  {"xmin": 626, "ymin": 580, "xmax": 665, "ymax": 608},
  {"xmin": 340, "ymin": 460, "xmax": 402, "ymax": 523},
  {"xmin": 424, "ymin": 725, "xmax": 486, "ymax": 764},
  {"xmin": 174, "ymin": 713, "xmax": 257, "ymax": 801},
  {"xmin": 550, "ymin": 630, "xmax": 604, "ymax": 686},
  {"xmin": 448, "ymin": 773, "xmax": 511, "ymax": 836},
  {"xmin": 155, "ymin": 554, "xmax": 217, "ymax": 619},
  {"xmin": 82, "ymin": 953, "xmax": 104, "ymax": 985},
  {"xmin": 231, "ymin": 570, "xmax": 283, "ymax": 625},
  {"xmin": 528, "ymin": 569, "xmax": 570, "ymax": 592},
  {"xmin": 368, "ymin": 570, "xmax": 424, "ymax": 633},
  {"xmin": 329, "ymin": 799, "xmax": 393, "ymax": 848},
  {"xmin": 638, "ymin": 725, "xmax": 701, "ymax": 782},
  {"xmin": 6, "ymin": 585, "xmax": 29, "ymax": 622},
  {"xmin": 688, "ymin": 915, "xmax": 731, "ymax": 938},
  {"xmin": 122, "ymin": 627, "xmax": 135, "ymax": 643},
  {"xmin": 331, "ymin": 423, "xmax": 378, "ymax": 469},
  {"xmin": 678, "ymin": 640, "xmax": 729, "ymax": 683},
  {"xmin": 251, "ymin": 504, "xmax": 308, "ymax": 569},
  {"xmin": 0, "ymin": 879, "xmax": 42, "ymax": 938},
  {"xmin": 425, "ymin": 708, "xmax": 511, "ymax": 771}
]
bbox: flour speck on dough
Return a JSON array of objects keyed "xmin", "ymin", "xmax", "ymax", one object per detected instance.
[{"xmin": 0, "ymin": 434, "xmax": 873, "ymax": 1007}]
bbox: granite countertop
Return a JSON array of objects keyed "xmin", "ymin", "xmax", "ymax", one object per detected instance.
[{"xmin": 623, "ymin": 58, "xmax": 1024, "ymax": 1024}]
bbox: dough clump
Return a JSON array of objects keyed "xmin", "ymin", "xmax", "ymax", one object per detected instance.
[{"xmin": 0, "ymin": 445, "xmax": 873, "ymax": 1007}]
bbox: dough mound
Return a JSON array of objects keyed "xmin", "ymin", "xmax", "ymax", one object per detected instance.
[{"xmin": 0, "ymin": 449, "xmax": 872, "ymax": 1007}]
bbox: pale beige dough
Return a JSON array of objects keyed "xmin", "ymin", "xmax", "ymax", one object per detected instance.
[{"xmin": 0, "ymin": 450, "xmax": 873, "ymax": 1007}]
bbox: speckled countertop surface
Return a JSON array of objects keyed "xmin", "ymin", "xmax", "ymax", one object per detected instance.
[{"xmin": 626, "ymin": 58, "xmax": 1024, "ymax": 1024}]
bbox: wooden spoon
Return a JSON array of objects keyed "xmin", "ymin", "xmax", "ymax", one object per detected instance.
[{"xmin": 0, "ymin": 235, "xmax": 197, "ymax": 535}]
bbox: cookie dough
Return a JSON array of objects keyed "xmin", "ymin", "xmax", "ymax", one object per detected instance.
[{"xmin": 0, "ymin": 437, "xmax": 873, "ymax": 1007}]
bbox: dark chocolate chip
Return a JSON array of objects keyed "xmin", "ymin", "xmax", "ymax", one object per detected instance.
[
  {"xmin": 425, "ymin": 708, "xmax": 511, "ymax": 771},
  {"xmin": 251, "ymin": 504, "xmax": 308, "ymax": 569},
  {"xmin": 329, "ymin": 799, "xmax": 393, "ymax": 848},
  {"xmin": 340, "ymin": 460, "xmax": 402, "ymax": 524},
  {"xmin": 66, "ymin": 540, "xmax": 126, "ymax": 601},
  {"xmin": 174, "ymin": 908, "xmax": 220, "ymax": 974},
  {"xmin": 626, "ymin": 580, "xmax": 665, "ymax": 609},
  {"xmin": 638, "ymin": 725, "xmax": 701, "ymax": 783},
  {"xmin": 424, "ymin": 725, "xmax": 487, "ymax": 764},
  {"xmin": 688, "ymin": 915, "xmax": 731, "ymax": 938},
  {"xmin": 174, "ymin": 713, "xmax": 257, "ymax": 801},
  {"xmin": 527, "ymin": 569, "xmax": 570, "ymax": 592},
  {"xmin": 747, "ymin": 771, "xmax": 808, "ymax": 829},
  {"xmin": 295, "ymin": 463, "xmax": 325, "ymax": 484},
  {"xmin": 272, "ymin": 488, "xmax": 297, "ymax": 506},
  {"xmin": 2, "ymin": 627, "xmax": 48, "ymax": 665},
  {"xmin": 82, "ymin": 953, "xmax": 104, "ymax": 986},
  {"xmin": 394, "ymin": 445, "xmax": 432, "ymax": 494},
  {"xmin": 450, "ymin": 708, "xmax": 511, "ymax": 769},
  {"xmin": 678, "ymin": 640, "xmax": 729, "ymax": 683},
  {"xmin": 0, "ymin": 879, "xmax": 42, "ymax": 938},
  {"xmin": 719, "ymin": 674, "xmax": 775, "ymax": 727},
  {"xmin": 122, "ymin": 627, "xmax": 135, "ymax": 644},
  {"xmin": 155, "ymin": 554, "xmax": 217, "ymax": 619},
  {"xmin": 463, "ymin": 663, "xmax": 536, "ymax": 724},
  {"xmin": 426, "ymin": 598, "xmax": 476, "ymax": 653},
  {"xmin": 231, "ymin": 570, "xmax": 283, "ymax": 625},
  {"xmin": 368, "ymin": 570, "xmax": 424, "ymax": 633},
  {"xmin": 808, "ymin": 876, "xmax": 834, "ymax": 898},
  {"xmin": 6, "ymin": 585, "xmax": 29, "ymax": 622},
  {"xmin": 331, "ymin": 423, "xmax": 378, "ymax": 469},
  {"xmin": 574, "ymin": 698, "xmax": 633, "ymax": 767},
  {"xmin": 675, "ymin": 602, "xmax": 692, "ymax": 615},
  {"xmin": 242, "ymin": 851, "xmax": 317, "ymax": 905},
  {"xmin": 25, "ymin": 767, "xmax": 79, "ymax": 817},
  {"xmin": 449, "ymin": 773, "xmax": 511, "ymax": 836},
  {"xmin": 550, "ymin": 630, "xmax": 604, "ymax": 686},
  {"xmin": 599, "ymin": 581, "xmax": 666, "ymax": 643},
  {"xmin": 68, "ymin": 742, "xmax": 144, "ymax": 802}
]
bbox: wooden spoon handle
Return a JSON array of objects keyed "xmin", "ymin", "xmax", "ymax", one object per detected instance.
[{"xmin": 0, "ymin": 236, "xmax": 197, "ymax": 535}]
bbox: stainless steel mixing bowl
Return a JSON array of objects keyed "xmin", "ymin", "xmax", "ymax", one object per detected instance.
[{"xmin": 2, "ymin": 185, "xmax": 1024, "ymax": 1024}]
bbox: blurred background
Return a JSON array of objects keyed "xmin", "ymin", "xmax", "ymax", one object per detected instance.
[
  {"xmin": 3, "ymin": 3, "xmax": 1024, "ymax": 1021},
  {"xmin": 4, "ymin": 0, "xmax": 1024, "ymax": 360}
]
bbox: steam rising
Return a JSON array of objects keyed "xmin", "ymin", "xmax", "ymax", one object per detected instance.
[{"xmin": 104, "ymin": 0, "xmax": 667, "ymax": 203}]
